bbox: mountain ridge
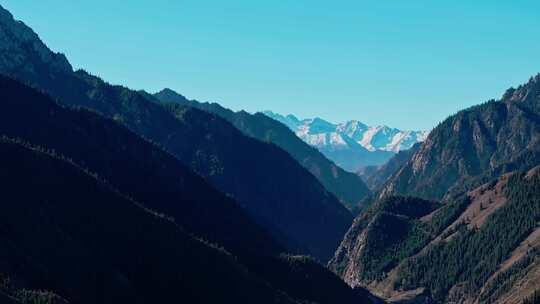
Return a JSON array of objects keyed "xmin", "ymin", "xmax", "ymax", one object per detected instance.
[
  {"xmin": 0, "ymin": 137, "xmax": 301, "ymax": 304},
  {"xmin": 380, "ymin": 74, "xmax": 540, "ymax": 201},
  {"xmin": 264, "ymin": 111, "xmax": 428, "ymax": 153},
  {"xmin": 153, "ymin": 87, "xmax": 371, "ymax": 211},
  {"xmin": 330, "ymin": 74, "xmax": 540, "ymax": 303},
  {"xmin": 0, "ymin": 54, "xmax": 374, "ymax": 304},
  {"xmin": 0, "ymin": 3, "xmax": 352, "ymax": 261},
  {"xmin": 264, "ymin": 111, "xmax": 427, "ymax": 172}
]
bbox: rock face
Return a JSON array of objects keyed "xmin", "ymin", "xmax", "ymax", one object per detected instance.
[
  {"xmin": 264, "ymin": 111, "xmax": 427, "ymax": 172},
  {"xmin": 381, "ymin": 75, "xmax": 540, "ymax": 201},
  {"xmin": 0, "ymin": 7, "xmax": 71, "ymax": 74},
  {"xmin": 330, "ymin": 75, "xmax": 540, "ymax": 303},
  {"xmin": 329, "ymin": 196, "xmax": 440, "ymax": 288}
]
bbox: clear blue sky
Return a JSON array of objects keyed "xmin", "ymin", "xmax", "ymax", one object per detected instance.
[{"xmin": 2, "ymin": 1, "xmax": 540, "ymax": 130}]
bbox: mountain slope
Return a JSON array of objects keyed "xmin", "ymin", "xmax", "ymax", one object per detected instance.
[
  {"xmin": 358, "ymin": 143, "xmax": 422, "ymax": 191},
  {"xmin": 0, "ymin": 138, "xmax": 299, "ymax": 304},
  {"xmin": 330, "ymin": 74, "xmax": 540, "ymax": 303},
  {"xmin": 0, "ymin": 4, "xmax": 351, "ymax": 261},
  {"xmin": 381, "ymin": 75, "xmax": 540, "ymax": 201},
  {"xmin": 331, "ymin": 169, "xmax": 540, "ymax": 303},
  {"xmin": 0, "ymin": 75, "xmax": 283, "ymax": 260},
  {"xmin": 154, "ymin": 88, "xmax": 371, "ymax": 210},
  {"xmin": 0, "ymin": 75, "xmax": 374, "ymax": 304}
]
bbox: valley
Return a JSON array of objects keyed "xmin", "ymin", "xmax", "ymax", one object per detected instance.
[{"xmin": 0, "ymin": 3, "xmax": 539, "ymax": 304}]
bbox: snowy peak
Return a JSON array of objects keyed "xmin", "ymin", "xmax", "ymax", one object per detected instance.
[
  {"xmin": 300, "ymin": 118, "xmax": 336, "ymax": 135},
  {"xmin": 263, "ymin": 111, "xmax": 428, "ymax": 153},
  {"xmin": 358, "ymin": 126, "xmax": 428, "ymax": 152},
  {"xmin": 263, "ymin": 111, "xmax": 427, "ymax": 172},
  {"xmin": 336, "ymin": 120, "xmax": 369, "ymax": 141}
]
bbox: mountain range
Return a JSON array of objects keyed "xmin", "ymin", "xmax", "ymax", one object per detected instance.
[
  {"xmin": 264, "ymin": 111, "xmax": 428, "ymax": 172},
  {"xmin": 0, "ymin": 5, "xmax": 373, "ymax": 304},
  {"xmin": 0, "ymin": 74, "xmax": 373, "ymax": 304},
  {"xmin": 153, "ymin": 88, "xmax": 371, "ymax": 212},
  {"xmin": 0, "ymin": 4, "xmax": 358, "ymax": 262},
  {"xmin": 2, "ymin": 3, "xmax": 540, "ymax": 304},
  {"xmin": 330, "ymin": 74, "xmax": 540, "ymax": 303}
]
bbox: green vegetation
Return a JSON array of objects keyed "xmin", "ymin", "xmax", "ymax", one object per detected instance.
[
  {"xmin": 479, "ymin": 247, "xmax": 540, "ymax": 303},
  {"xmin": 332, "ymin": 75, "xmax": 540, "ymax": 303},
  {"xmin": 336, "ymin": 196, "xmax": 447, "ymax": 281},
  {"xmin": 396, "ymin": 172, "xmax": 540, "ymax": 302},
  {"xmin": 361, "ymin": 196, "xmax": 472, "ymax": 282}
]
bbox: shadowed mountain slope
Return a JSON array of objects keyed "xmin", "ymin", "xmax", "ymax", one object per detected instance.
[
  {"xmin": 0, "ymin": 138, "xmax": 299, "ymax": 304},
  {"xmin": 0, "ymin": 4, "xmax": 351, "ymax": 261},
  {"xmin": 0, "ymin": 75, "xmax": 282, "ymax": 260},
  {"xmin": 154, "ymin": 88, "xmax": 371, "ymax": 211},
  {"xmin": 0, "ymin": 73, "xmax": 374, "ymax": 304},
  {"xmin": 358, "ymin": 142, "xmax": 421, "ymax": 191}
]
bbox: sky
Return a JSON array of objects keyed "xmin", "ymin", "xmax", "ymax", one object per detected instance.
[{"xmin": 2, "ymin": 1, "xmax": 540, "ymax": 130}]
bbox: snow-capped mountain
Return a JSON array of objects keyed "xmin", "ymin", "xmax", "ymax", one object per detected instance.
[{"xmin": 263, "ymin": 111, "xmax": 428, "ymax": 172}]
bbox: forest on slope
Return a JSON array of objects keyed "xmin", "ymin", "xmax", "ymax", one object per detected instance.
[
  {"xmin": 0, "ymin": 73, "xmax": 373, "ymax": 304},
  {"xmin": 0, "ymin": 4, "xmax": 355, "ymax": 261},
  {"xmin": 331, "ymin": 74, "xmax": 540, "ymax": 303},
  {"xmin": 154, "ymin": 88, "xmax": 371, "ymax": 211}
]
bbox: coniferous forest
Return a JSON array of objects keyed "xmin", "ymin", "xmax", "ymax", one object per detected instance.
[{"xmin": 0, "ymin": 3, "xmax": 540, "ymax": 304}]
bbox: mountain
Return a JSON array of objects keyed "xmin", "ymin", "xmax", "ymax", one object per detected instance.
[
  {"xmin": 0, "ymin": 71, "xmax": 374, "ymax": 304},
  {"xmin": 0, "ymin": 137, "xmax": 301, "ymax": 304},
  {"xmin": 0, "ymin": 4, "xmax": 352, "ymax": 261},
  {"xmin": 330, "ymin": 75, "xmax": 540, "ymax": 303},
  {"xmin": 154, "ymin": 88, "xmax": 371, "ymax": 211},
  {"xmin": 264, "ymin": 111, "xmax": 427, "ymax": 172},
  {"xmin": 332, "ymin": 169, "xmax": 540, "ymax": 303},
  {"xmin": 381, "ymin": 75, "xmax": 540, "ymax": 201},
  {"xmin": 358, "ymin": 143, "xmax": 422, "ymax": 191},
  {"xmin": 0, "ymin": 75, "xmax": 283, "ymax": 260}
]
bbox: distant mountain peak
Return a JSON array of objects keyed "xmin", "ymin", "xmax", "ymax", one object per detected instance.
[
  {"xmin": 264, "ymin": 111, "xmax": 428, "ymax": 171},
  {"xmin": 266, "ymin": 112, "xmax": 427, "ymax": 152},
  {"xmin": 157, "ymin": 88, "xmax": 179, "ymax": 95},
  {"xmin": 285, "ymin": 113, "xmax": 300, "ymax": 121},
  {"xmin": 154, "ymin": 87, "xmax": 189, "ymax": 104}
]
